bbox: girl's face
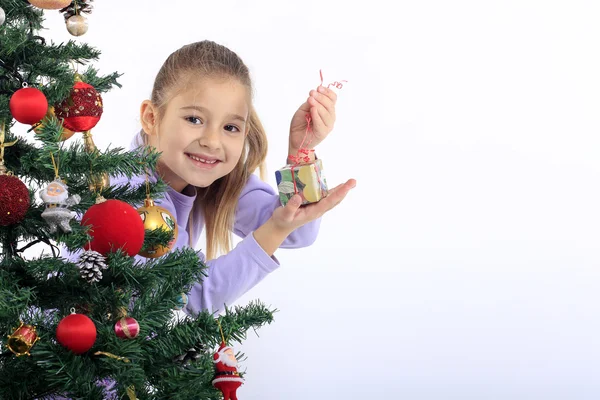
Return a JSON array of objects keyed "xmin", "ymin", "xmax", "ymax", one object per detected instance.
[{"xmin": 142, "ymin": 77, "xmax": 249, "ymax": 192}]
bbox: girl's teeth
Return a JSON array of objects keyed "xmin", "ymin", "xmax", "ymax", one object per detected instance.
[{"xmin": 189, "ymin": 154, "xmax": 217, "ymax": 164}]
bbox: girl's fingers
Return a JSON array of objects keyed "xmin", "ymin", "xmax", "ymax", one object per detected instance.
[
  {"xmin": 309, "ymin": 104, "xmax": 327, "ymax": 134},
  {"xmin": 295, "ymin": 179, "xmax": 356, "ymax": 221},
  {"xmin": 297, "ymin": 99, "xmax": 311, "ymax": 114},
  {"xmin": 282, "ymin": 194, "xmax": 303, "ymax": 221},
  {"xmin": 315, "ymin": 103, "xmax": 334, "ymax": 130},
  {"xmin": 317, "ymin": 85, "xmax": 338, "ymax": 105},
  {"xmin": 310, "ymin": 88, "xmax": 337, "ymax": 117}
]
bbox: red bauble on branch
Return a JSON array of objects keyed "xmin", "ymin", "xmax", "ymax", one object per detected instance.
[
  {"xmin": 56, "ymin": 312, "xmax": 97, "ymax": 354},
  {"xmin": 81, "ymin": 198, "xmax": 145, "ymax": 257},
  {"xmin": 0, "ymin": 174, "xmax": 30, "ymax": 226},
  {"xmin": 114, "ymin": 316, "xmax": 140, "ymax": 339},
  {"xmin": 9, "ymin": 86, "xmax": 48, "ymax": 125},
  {"xmin": 54, "ymin": 76, "xmax": 103, "ymax": 132}
]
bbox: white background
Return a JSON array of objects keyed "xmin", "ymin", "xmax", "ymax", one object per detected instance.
[{"xmin": 33, "ymin": 1, "xmax": 600, "ymax": 399}]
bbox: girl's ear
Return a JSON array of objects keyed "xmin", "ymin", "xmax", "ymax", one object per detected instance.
[{"xmin": 140, "ymin": 100, "xmax": 158, "ymax": 136}]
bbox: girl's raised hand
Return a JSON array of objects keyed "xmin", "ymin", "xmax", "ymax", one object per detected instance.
[{"xmin": 288, "ymin": 85, "xmax": 338, "ymax": 156}]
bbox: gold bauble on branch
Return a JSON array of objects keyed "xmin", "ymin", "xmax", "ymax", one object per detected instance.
[
  {"xmin": 33, "ymin": 106, "xmax": 76, "ymax": 141},
  {"xmin": 89, "ymin": 172, "xmax": 110, "ymax": 193},
  {"xmin": 82, "ymin": 131, "xmax": 110, "ymax": 192},
  {"xmin": 28, "ymin": 0, "xmax": 72, "ymax": 10},
  {"xmin": 66, "ymin": 15, "xmax": 88, "ymax": 36},
  {"xmin": 137, "ymin": 198, "xmax": 178, "ymax": 258}
]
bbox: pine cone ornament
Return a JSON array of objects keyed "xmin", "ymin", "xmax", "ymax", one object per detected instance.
[
  {"xmin": 173, "ymin": 342, "xmax": 206, "ymax": 366},
  {"xmin": 77, "ymin": 250, "xmax": 108, "ymax": 283}
]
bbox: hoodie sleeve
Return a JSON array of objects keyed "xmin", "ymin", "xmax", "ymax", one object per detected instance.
[
  {"xmin": 233, "ymin": 173, "xmax": 321, "ymax": 248},
  {"xmin": 184, "ymin": 232, "xmax": 280, "ymax": 315}
]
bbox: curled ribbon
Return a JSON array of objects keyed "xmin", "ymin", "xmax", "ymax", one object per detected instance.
[
  {"xmin": 288, "ymin": 114, "xmax": 319, "ymax": 196},
  {"xmin": 320, "ymin": 69, "xmax": 348, "ymax": 89}
]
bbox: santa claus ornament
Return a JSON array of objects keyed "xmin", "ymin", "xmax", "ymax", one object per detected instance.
[
  {"xmin": 38, "ymin": 177, "xmax": 81, "ymax": 233},
  {"xmin": 212, "ymin": 341, "xmax": 244, "ymax": 400}
]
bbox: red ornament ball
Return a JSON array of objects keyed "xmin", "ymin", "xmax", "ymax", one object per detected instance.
[
  {"xmin": 54, "ymin": 80, "xmax": 103, "ymax": 132},
  {"xmin": 114, "ymin": 316, "xmax": 140, "ymax": 339},
  {"xmin": 0, "ymin": 174, "xmax": 30, "ymax": 226},
  {"xmin": 56, "ymin": 313, "xmax": 97, "ymax": 354},
  {"xmin": 81, "ymin": 199, "xmax": 145, "ymax": 257},
  {"xmin": 9, "ymin": 87, "xmax": 48, "ymax": 125}
]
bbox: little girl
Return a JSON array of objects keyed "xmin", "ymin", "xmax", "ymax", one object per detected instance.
[{"xmin": 106, "ymin": 40, "xmax": 354, "ymax": 314}]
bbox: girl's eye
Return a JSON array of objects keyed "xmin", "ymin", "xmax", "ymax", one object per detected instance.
[
  {"xmin": 224, "ymin": 124, "xmax": 240, "ymax": 133},
  {"xmin": 185, "ymin": 116, "xmax": 202, "ymax": 125}
]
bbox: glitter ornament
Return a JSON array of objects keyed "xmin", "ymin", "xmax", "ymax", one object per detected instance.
[
  {"xmin": 54, "ymin": 75, "xmax": 103, "ymax": 132},
  {"xmin": 9, "ymin": 85, "xmax": 48, "ymax": 125},
  {"xmin": 174, "ymin": 293, "xmax": 188, "ymax": 311},
  {"xmin": 7, "ymin": 322, "xmax": 39, "ymax": 357},
  {"xmin": 38, "ymin": 178, "xmax": 81, "ymax": 233},
  {"xmin": 0, "ymin": 125, "xmax": 29, "ymax": 226},
  {"xmin": 137, "ymin": 198, "xmax": 178, "ymax": 258},
  {"xmin": 0, "ymin": 174, "xmax": 30, "ymax": 226},
  {"xmin": 66, "ymin": 14, "xmax": 88, "ymax": 36},
  {"xmin": 28, "ymin": 0, "xmax": 72, "ymax": 9}
]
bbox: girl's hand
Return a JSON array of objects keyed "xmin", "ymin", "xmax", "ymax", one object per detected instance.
[
  {"xmin": 288, "ymin": 86, "xmax": 338, "ymax": 158},
  {"xmin": 252, "ymin": 179, "xmax": 356, "ymax": 256},
  {"xmin": 271, "ymin": 179, "xmax": 356, "ymax": 233}
]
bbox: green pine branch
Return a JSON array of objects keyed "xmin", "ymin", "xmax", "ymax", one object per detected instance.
[{"xmin": 0, "ymin": 2, "xmax": 277, "ymax": 398}]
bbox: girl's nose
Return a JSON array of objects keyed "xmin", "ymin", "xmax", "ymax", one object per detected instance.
[{"xmin": 198, "ymin": 126, "xmax": 221, "ymax": 149}]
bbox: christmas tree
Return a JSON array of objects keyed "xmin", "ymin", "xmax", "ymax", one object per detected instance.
[{"xmin": 0, "ymin": 1, "xmax": 274, "ymax": 398}]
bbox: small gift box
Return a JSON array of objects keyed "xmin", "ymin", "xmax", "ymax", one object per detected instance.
[{"xmin": 275, "ymin": 159, "xmax": 328, "ymax": 206}]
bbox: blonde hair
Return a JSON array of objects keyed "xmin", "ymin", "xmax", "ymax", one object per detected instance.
[{"xmin": 150, "ymin": 40, "xmax": 268, "ymax": 260}]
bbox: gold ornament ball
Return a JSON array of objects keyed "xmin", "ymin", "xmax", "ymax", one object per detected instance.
[
  {"xmin": 28, "ymin": 0, "xmax": 71, "ymax": 9},
  {"xmin": 33, "ymin": 106, "xmax": 76, "ymax": 141},
  {"xmin": 66, "ymin": 15, "xmax": 88, "ymax": 37},
  {"xmin": 89, "ymin": 172, "xmax": 110, "ymax": 193},
  {"xmin": 137, "ymin": 198, "xmax": 178, "ymax": 258}
]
